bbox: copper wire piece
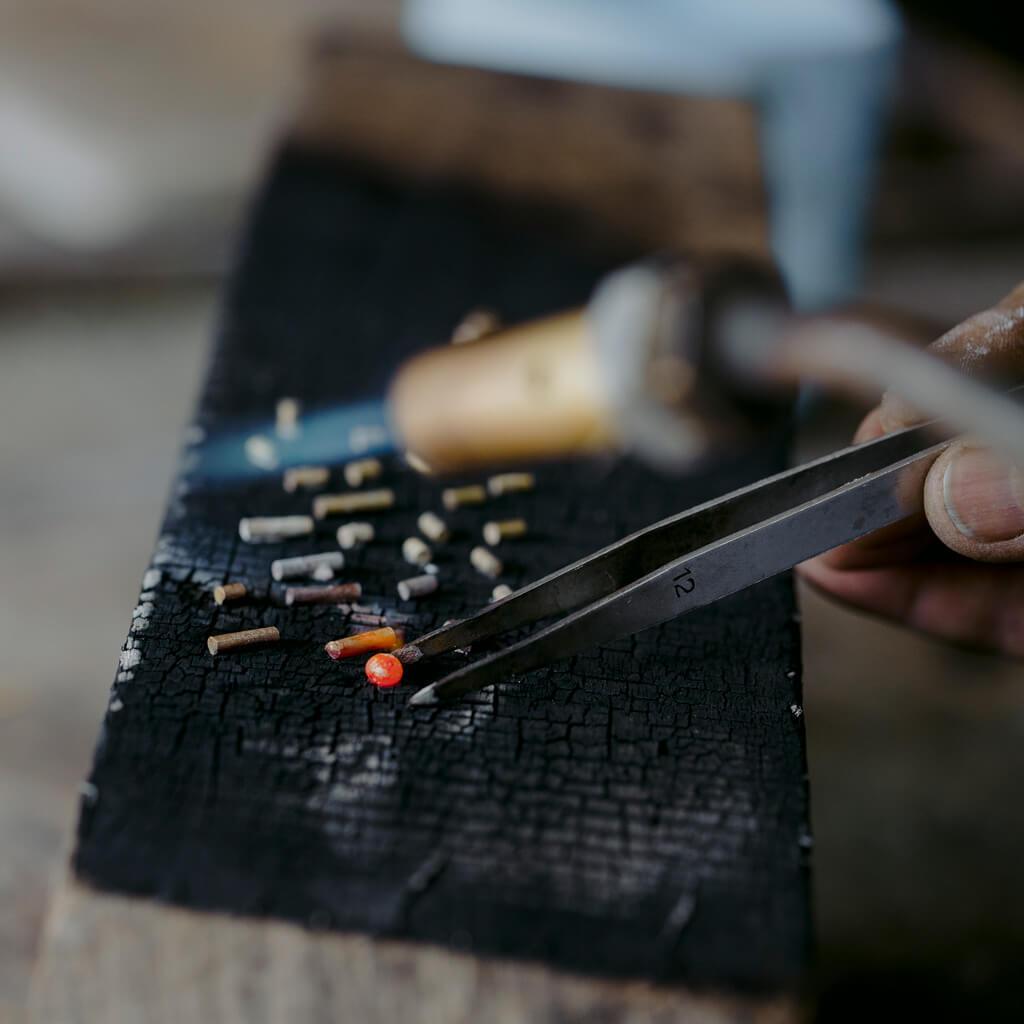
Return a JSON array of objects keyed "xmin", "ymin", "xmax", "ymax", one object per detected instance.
[
  {"xmin": 207, "ymin": 626, "xmax": 280, "ymax": 656},
  {"xmin": 284, "ymin": 582, "xmax": 363, "ymax": 606},
  {"xmin": 213, "ymin": 582, "xmax": 247, "ymax": 605},
  {"xmin": 282, "ymin": 465, "xmax": 329, "ymax": 492},
  {"xmin": 451, "ymin": 308, "xmax": 501, "ymax": 345},
  {"xmin": 343, "ymin": 457, "xmax": 383, "ymax": 488},
  {"xmin": 470, "ymin": 545, "xmax": 503, "ymax": 578},
  {"xmin": 487, "ymin": 472, "xmax": 535, "ymax": 496},
  {"xmin": 275, "ymin": 397, "xmax": 301, "ymax": 439},
  {"xmin": 271, "ymin": 552, "xmax": 345, "ymax": 582},
  {"xmin": 404, "ymin": 451, "xmax": 434, "ymax": 475},
  {"xmin": 244, "ymin": 434, "xmax": 279, "ymax": 471},
  {"xmin": 483, "ymin": 518, "xmax": 527, "ymax": 545},
  {"xmin": 442, "ymin": 484, "xmax": 487, "ymax": 510},
  {"xmin": 349, "ymin": 612, "xmax": 389, "ymax": 627},
  {"xmin": 313, "ymin": 489, "xmax": 395, "ymax": 519},
  {"xmin": 417, "ymin": 510, "xmax": 450, "ymax": 543},
  {"xmin": 336, "ymin": 521, "xmax": 375, "ymax": 548},
  {"xmin": 324, "ymin": 627, "xmax": 404, "ymax": 661},
  {"xmin": 397, "ymin": 574, "xmax": 438, "ymax": 601},
  {"xmin": 238, "ymin": 515, "xmax": 314, "ymax": 543},
  {"xmin": 402, "ymin": 536, "xmax": 432, "ymax": 566}
]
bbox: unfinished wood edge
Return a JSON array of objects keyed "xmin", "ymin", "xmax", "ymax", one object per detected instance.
[{"xmin": 30, "ymin": 878, "xmax": 804, "ymax": 1024}]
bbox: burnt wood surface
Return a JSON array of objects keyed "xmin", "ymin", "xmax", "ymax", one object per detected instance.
[{"xmin": 72, "ymin": 147, "xmax": 811, "ymax": 993}]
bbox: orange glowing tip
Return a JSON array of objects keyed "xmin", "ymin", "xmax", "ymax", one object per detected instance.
[
  {"xmin": 365, "ymin": 653, "xmax": 404, "ymax": 688},
  {"xmin": 325, "ymin": 627, "xmax": 404, "ymax": 661}
]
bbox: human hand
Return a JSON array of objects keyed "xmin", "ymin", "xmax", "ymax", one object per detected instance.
[{"xmin": 799, "ymin": 282, "xmax": 1024, "ymax": 657}]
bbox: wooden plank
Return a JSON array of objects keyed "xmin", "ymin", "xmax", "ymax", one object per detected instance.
[
  {"xmin": 32, "ymin": 147, "xmax": 809, "ymax": 1017},
  {"xmin": 30, "ymin": 882, "xmax": 799, "ymax": 1024},
  {"xmin": 293, "ymin": 43, "xmax": 769, "ymax": 259}
]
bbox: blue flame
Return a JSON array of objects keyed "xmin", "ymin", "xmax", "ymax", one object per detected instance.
[{"xmin": 188, "ymin": 398, "xmax": 395, "ymax": 483}]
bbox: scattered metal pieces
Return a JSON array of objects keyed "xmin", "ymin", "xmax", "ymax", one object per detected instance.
[
  {"xmin": 313, "ymin": 489, "xmax": 395, "ymax": 519},
  {"xmin": 470, "ymin": 545, "xmax": 503, "ymax": 578},
  {"xmin": 397, "ymin": 574, "xmax": 438, "ymax": 601},
  {"xmin": 283, "ymin": 465, "xmax": 329, "ymax": 492},
  {"xmin": 271, "ymin": 552, "xmax": 345, "ymax": 582},
  {"xmin": 284, "ymin": 582, "xmax": 363, "ymax": 606},
  {"xmin": 402, "ymin": 536, "xmax": 432, "ymax": 567},
  {"xmin": 404, "ymin": 451, "xmax": 434, "ymax": 475},
  {"xmin": 207, "ymin": 626, "xmax": 280, "ymax": 656},
  {"xmin": 275, "ymin": 397, "xmax": 301, "ymax": 439},
  {"xmin": 442, "ymin": 484, "xmax": 487, "ymax": 510},
  {"xmin": 451, "ymin": 307, "xmax": 501, "ymax": 345},
  {"xmin": 244, "ymin": 434, "xmax": 279, "ymax": 471},
  {"xmin": 350, "ymin": 612, "xmax": 389, "ymax": 627},
  {"xmin": 239, "ymin": 515, "xmax": 314, "ymax": 543},
  {"xmin": 344, "ymin": 457, "xmax": 383, "ymax": 488},
  {"xmin": 483, "ymin": 518, "xmax": 527, "ymax": 546},
  {"xmin": 351, "ymin": 601, "xmax": 384, "ymax": 615},
  {"xmin": 325, "ymin": 627, "xmax": 404, "ymax": 661},
  {"xmin": 337, "ymin": 521, "xmax": 375, "ymax": 549},
  {"xmin": 417, "ymin": 510, "xmax": 450, "ymax": 543},
  {"xmin": 213, "ymin": 582, "xmax": 247, "ymax": 605},
  {"xmin": 487, "ymin": 472, "xmax": 535, "ymax": 496},
  {"xmin": 490, "ymin": 583, "xmax": 514, "ymax": 602}
]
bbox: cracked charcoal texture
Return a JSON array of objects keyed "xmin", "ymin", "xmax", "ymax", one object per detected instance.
[{"xmin": 73, "ymin": 147, "xmax": 811, "ymax": 992}]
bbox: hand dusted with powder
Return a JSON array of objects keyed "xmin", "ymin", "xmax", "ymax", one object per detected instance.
[{"xmin": 801, "ymin": 281, "xmax": 1024, "ymax": 657}]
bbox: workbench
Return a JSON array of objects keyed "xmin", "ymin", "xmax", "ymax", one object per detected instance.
[{"xmin": 29, "ymin": 144, "xmax": 810, "ymax": 1023}]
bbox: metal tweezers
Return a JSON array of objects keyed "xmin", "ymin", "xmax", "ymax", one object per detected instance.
[{"xmin": 403, "ymin": 395, "xmax": 1017, "ymax": 707}]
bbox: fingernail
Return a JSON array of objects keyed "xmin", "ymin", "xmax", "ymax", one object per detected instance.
[{"xmin": 943, "ymin": 449, "xmax": 1024, "ymax": 542}]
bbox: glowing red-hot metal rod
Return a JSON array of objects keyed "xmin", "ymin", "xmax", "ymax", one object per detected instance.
[{"xmin": 325, "ymin": 627, "xmax": 404, "ymax": 661}]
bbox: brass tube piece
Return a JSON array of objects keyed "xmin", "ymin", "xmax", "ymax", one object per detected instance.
[{"xmin": 207, "ymin": 626, "xmax": 280, "ymax": 656}]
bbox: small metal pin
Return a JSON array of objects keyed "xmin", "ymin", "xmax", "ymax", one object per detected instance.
[
  {"xmin": 239, "ymin": 515, "xmax": 314, "ymax": 543},
  {"xmin": 417, "ymin": 510, "xmax": 450, "ymax": 543},
  {"xmin": 213, "ymin": 582, "xmax": 247, "ymax": 605},
  {"xmin": 486, "ymin": 472, "xmax": 535, "ymax": 496},
  {"xmin": 451, "ymin": 308, "xmax": 501, "ymax": 345},
  {"xmin": 349, "ymin": 423, "xmax": 390, "ymax": 455},
  {"xmin": 313, "ymin": 489, "xmax": 395, "ymax": 519},
  {"xmin": 244, "ymin": 434, "xmax": 279, "ymax": 471},
  {"xmin": 284, "ymin": 582, "xmax": 363, "ymax": 606},
  {"xmin": 470, "ymin": 545, "xmax": 503, "ymax": 579},
  {"xmin": 283, "ymin": 465, "xmax": 329, "ymax": 492},
  {"xmin": 482, "ymin": 518, "xmax": 527, "ymax": 546},
  {"xmin": 207, "ymin": 626, "xmax": 280, "ymax": 656},
  {"xmin": 344, "ymin": 457, "xmax": 383, "ymax": 488},
  {"xmin": 336, "ymin": 521, "xmax": 375, "ymax": 549},
  {"xmin": 270, "ymin": 552, "xmax": 345, "ymax": 582},
  {"xmin": 404, "ymin": 451, "xmax": 434, "ymax": 475},
  {"xmin": 275, "ymin": 397, "xmax": 301, "ymax": 439},
  {"xmin": 397, "ymin": 574, "xmax": 439, "ymax": 601},
  {"xmin": 350, "ymin": 612, "xmax": 389, "ymax": 627},
  {"xmin": 402, "ymin": 536, "xmax": 433, "ymax": 567},
  {"xmin": 442, "ymin": 484, "xmax": 487, "ymax": 510},
  {"xmin": 325, "ymin": 626, "xmax": 404, "ymax": 661}
]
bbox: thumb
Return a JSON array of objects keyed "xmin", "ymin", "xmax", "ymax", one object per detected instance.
[{"xmin": 924, "ymin": 442, "xmax": 1024, "ymax": 562}]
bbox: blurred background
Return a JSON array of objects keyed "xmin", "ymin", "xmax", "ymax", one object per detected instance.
[{"xmin": 2, "ymin": 1, "xmax": 1024, "ymax": 1019}]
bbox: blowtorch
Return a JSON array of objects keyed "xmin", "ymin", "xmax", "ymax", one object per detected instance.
[{"xmin": 388, "ymin": 255, "xmax": 1024, "ymax": 477}]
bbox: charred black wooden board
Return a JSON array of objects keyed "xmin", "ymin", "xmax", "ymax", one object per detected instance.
[{"xmin": 74, "ymin": 147, "xmax": 811, "ymax": 992}]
